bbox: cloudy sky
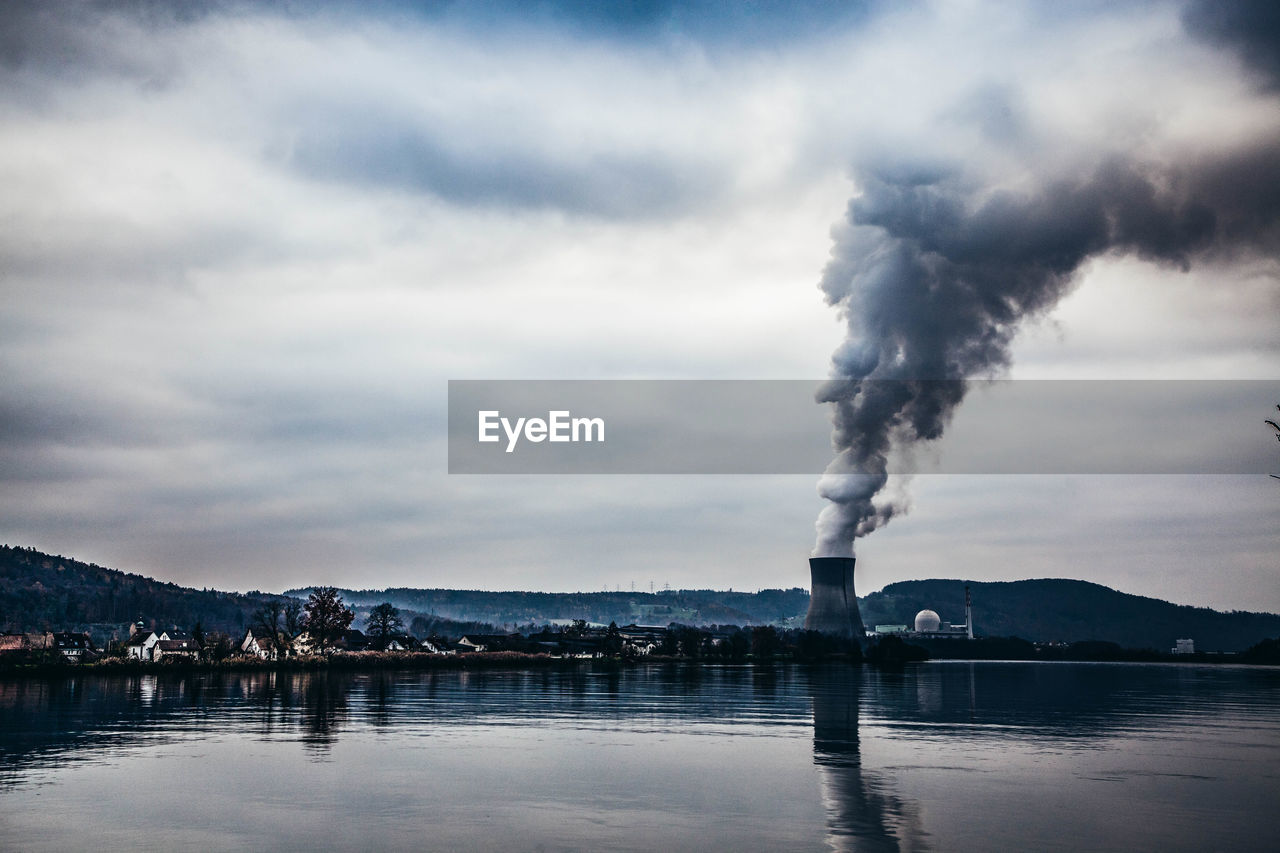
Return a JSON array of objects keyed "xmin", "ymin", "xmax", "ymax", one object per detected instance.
[{"xmin": 1, "ymin": 0, "xmax": 1277, "ymax": 612}]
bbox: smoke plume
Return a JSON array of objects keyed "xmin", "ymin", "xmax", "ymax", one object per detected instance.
[{"xmin": 814, "ymin": 140, "xmax": 1280, "ymax": 557}]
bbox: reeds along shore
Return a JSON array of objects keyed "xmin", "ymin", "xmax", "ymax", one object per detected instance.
[{"xmin": 0, "ymin": 650, "xmax": 628, "ymax": 676}]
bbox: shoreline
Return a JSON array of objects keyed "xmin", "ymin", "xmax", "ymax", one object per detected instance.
[{"xmin": 1, "ymin": 649, "xmax": 1275, "ymax": 679}]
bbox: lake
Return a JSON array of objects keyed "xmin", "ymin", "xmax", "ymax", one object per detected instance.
[{"xmin": 1, "ymin": 662, "xmax": 1277, "ymax": 852}]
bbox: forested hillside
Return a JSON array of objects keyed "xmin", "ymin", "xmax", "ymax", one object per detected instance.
[
  {"xmin": 860, "ymin": 578, "xmax": 1280, "ymax": 652},
  {"xmin": 0, "ymin": 545, "xmax": 284, "ymax": 638},
  {"xmin": 5, "ymin": 545, "xmax": 1277, "ymax": 653},
  {"xmin": 284, "ymin": 585, "xmax": 812, "ymax": 629}
]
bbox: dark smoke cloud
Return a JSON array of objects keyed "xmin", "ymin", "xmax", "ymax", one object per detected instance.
[
  {"xmin": 1183, "ymin": 0, "xmax": 1280, "ymax": 91},
  {"xmin": 814, "ymin": 142, "xmax": 1280, "ymax": 556}
]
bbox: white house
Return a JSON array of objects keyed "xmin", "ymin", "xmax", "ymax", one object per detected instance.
[
  {"xmin": 418, "ymin": 637, "xmax": 457, "ymax": 655},
  {"xmin": 127, "ymin": 625, "xmax": 200, "ymax": 661},
  {"xmin": 241, "ymin": 628, "xmax": 281, "ymax": 660},
  {"xmin": 127, "ymin": 625, "xmax": 160, "ymax": 661},
  {"xmin": 290, "ymin": 632, "xmax": 316, "ymax": 656}
]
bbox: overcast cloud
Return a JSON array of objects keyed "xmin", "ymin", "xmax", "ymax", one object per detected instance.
[{"xmin": 0, "ymin": 0, "xmax": 1276, "ymax": 612}]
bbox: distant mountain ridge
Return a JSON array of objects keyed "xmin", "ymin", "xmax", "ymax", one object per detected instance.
[
  {"xmin": 860, "ymin": 578, "xmax": 1280, "ymax": 653},
  {"xmin": 4, "ymin": 545, "xmax": 1278, "ymax": 652},
  {"xmin": 298, "ymin": 577, "xmax": 1280, "ymax": 651},
  {"xmin": 281, "ymin": 585, "xmax": 810, "ymax": 630}
]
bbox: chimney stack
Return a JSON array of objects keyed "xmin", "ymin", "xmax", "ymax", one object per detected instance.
[
  {"xmin": 965, "ymin": 584, "xmax": 974, "ymax": 640},
  {"xmin": 804, "ymin": 557, "xmax": 866, "ymax": 642}
]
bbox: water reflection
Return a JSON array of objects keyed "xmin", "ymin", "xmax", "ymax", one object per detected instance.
[
  {"xmin": 4, "ymin": 662, "xmax": 1275, "ymax": 770},
  {"xmin": 809, "ymin": 669, "xmax": 929, "ymax": 853},
  {"xmin": 0, "ymin": 670, "xmax": 358, "ymax": 770},
  {"xmin": 862, "ymin": 661, "xmax": 1280, "ymax": 738},
  {"xmin": 2, "ymin": 663, "xmax": 1278, "ymax": 852},
  {"xmin": 299, "ymin": 672, "xmax": 351, "ymax": 752}
]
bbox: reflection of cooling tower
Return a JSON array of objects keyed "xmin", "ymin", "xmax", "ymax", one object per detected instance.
[
  {"xmin": 805, "ymin": 557, "xmax": 866, "ymax": 641},
  {"xmin": 811, "ymin": 670, "xmax": 930, "ymax": 852}
]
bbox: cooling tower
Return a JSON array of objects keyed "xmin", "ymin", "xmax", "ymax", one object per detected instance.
[{"xmin": 805, "ymin": 557, "xmax": 866, "ymax": 641}]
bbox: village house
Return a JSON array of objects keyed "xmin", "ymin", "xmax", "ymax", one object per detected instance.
[
  {"xmin": 341, "ymin": 629, "xmax": 371, "ymax": 652},
  {"xmin": 557, "ymin": 636, "xmax": 609, "ymax": 658},
  {"xmin": 126, "ymin": 624, "xmax": 200, "ymax": 661},
  {"xmin": 126, "ymin": 624, "xmax": 160, "ymax": 661},
  {"xmin": 290, "ymin": 628, "xmax": 372, "ymax": 655},
  {"xmin": 457, "ymin": 633, "xmax": 522, "ymax": 653},
  {"xmin": 618, "ymin": 625, "xmax": 667, "ymax": 656},
  {"xmin": 0, "ymin": 632, "xmax": 55, "ymax": 655},
  {"xmin": 289, "ymin": 632, "xmax": 314, "ymax": 655},
  {"xmin": 0, "ymin": 631, "xmax": 96, "ymax": 663},
  {"xmin": 53, "ymin": 631, "xmax": 95, "ymax": 662},
  {"xmin": 418, "ymin": 635, "xmax": 459, "ymax": 655},
  {"xmin": 367, "ymin": 634, "xmax": 419, "ymax": 652},
  {"xmin": 241, "ymin": 628, "xmax": 283, "ymax": 660},
  {"xmin": 153, "ymin": 637, "xmax": 200, "ymax": 661}
]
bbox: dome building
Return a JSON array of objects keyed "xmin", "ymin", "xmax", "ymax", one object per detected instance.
[
  {"xmin": 913, "ymin": 609, "xmax": 942, "ymax": 633},
  {"xmin": 870, "ymin": 586, "xmax": 974, "ymax": 640}
]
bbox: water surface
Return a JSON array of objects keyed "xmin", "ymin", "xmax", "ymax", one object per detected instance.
[{"xmin": 1, "ymin": 662, "xmax": 1276, "ymax": 851}]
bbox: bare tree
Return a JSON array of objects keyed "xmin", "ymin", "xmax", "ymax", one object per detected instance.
[
  {"xmin": 365, "ymin": 602, "xmax": 405, "ymax": 647},
  {"xmin": 284, "ymin": 599, "xmax": 304, "ymax": 637},
  {"xmin": 303, "ymin": 587, "xmax": 354, "ymax": 654},
  {"xmin": 252, "ymin": 600, "xmax": 284, "ymax": 642}
]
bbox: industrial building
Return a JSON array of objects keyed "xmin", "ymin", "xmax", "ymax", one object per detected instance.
[{"xmin": 873, "ymin": 586, "xmax": 975, "ymax": 640}]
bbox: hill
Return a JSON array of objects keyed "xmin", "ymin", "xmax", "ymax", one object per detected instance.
[
  {"xmin": 860, "ymin": 578, "xmax": 1280, "ymax": 653},
  {"xmin": 0, "ymin": 546, "xmax": 494, "ymax": 645},
  {"xmin": 282, "ymin": 586, "xmax": 811, "ymax": 630},
  {"xmin": 4, "ymin": 545, "xmax": 1278, "ymax": 653},
  {"xmin": 0, "ymin": 544, "xmax": 287, "ymax": 644}
]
